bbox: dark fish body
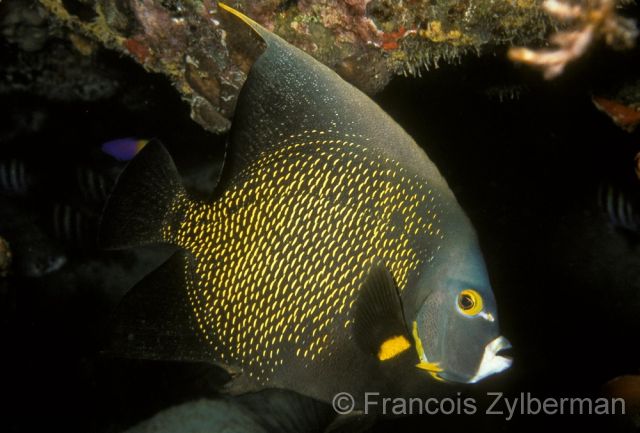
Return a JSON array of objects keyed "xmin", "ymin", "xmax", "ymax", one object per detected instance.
[
  {"xmin": 164, "ymin": 139, "xmax": 454, "ymax": 392},
  {"xmin": 124, "ymin": 389, "xmax": 357, "ymax": 433},
  {"xmin": 101, "ymin": 4, "xmax": 510, "ymax": 406}
]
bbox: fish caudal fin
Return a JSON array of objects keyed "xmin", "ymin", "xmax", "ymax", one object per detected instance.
[
  {"xmin": 105, "ymin": 250, "xmax": 215, "ymax": 363},
  {"xmin": 99, "ymin": 140, "xmax": 184, "ymax": 250}
]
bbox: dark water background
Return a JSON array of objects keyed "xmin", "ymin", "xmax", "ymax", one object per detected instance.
[{"xmin": 1, "ymin": 31, "xmax": 639, "ymax": 433}]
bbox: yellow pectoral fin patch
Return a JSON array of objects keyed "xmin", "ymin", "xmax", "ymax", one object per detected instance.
[{"xmin": 377, "ymin": 335, "xmax": 411, "ymax": 361}]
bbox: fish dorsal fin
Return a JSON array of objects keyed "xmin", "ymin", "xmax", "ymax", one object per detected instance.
[
  {"xmin": 216, "ymin": 3, "xmax": 267, "ymax": 76},
  {"xmin": 99, "ymin": 140, "xmax": 184, "ymax": 250},
  {"xmin": 353, "ymin": 262, "xmax": 413, "ymax": 362},
  {"xmin": 105, "ymin": 250, "xmax": 215, "ymax": 364},
  {"xmin": 215, "ymin": 3, "xmax": 442, "ymax": 191},
  {"xmin": 218, "ymin": 3, "xmax": 265, "ymax": 37}
]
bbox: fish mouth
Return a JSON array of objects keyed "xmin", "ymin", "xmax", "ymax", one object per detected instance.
[{"xmin": 467, "ymin": 336, "xmax": 513, "ymax": 384}]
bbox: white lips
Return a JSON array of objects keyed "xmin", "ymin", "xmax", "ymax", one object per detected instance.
[{"xmin": 468, "ymin": 336, "xmax": 513, "ymax": 383}]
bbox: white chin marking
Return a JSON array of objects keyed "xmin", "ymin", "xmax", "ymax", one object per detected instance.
[{"xmin": 468, "ymin": 336, "xmax": 512, "ymax": 384}]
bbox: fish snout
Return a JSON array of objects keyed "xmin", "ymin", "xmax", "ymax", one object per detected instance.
[{"xmin": 467, "ymin": 336, "xmax": 513, "ymax": 384}]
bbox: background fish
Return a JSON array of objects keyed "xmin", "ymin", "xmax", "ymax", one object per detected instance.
[
  {"xmin": 0, "ymin": 141, "xmax": 124, "ymax": 275},
  {"xmin": 102, "ymin": 138, "xmax": 149, "ymax": 162},
  {"xmin": 597, "ymin": 182, "xmax": 640, "ymax": 234},
  {"xmin": 123, "ymin": 389, "xmax": 370, "ymax": 433},
  {"xmin": 75, "ymin": 166, "xmax": 112, "ymax": 205},
  {"xmin": 0, "ymin": 158, "xmax": 35, "ymax": 197},
  {"xmin": 100, "ymin": 3, "xmax": 511, "ymax": 407},
  {"xmin": 50, "ymin": 203, "xmax": 99, "ymax": 249}
]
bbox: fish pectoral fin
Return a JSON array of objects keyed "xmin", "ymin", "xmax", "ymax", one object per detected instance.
[
  {"xmin": 104, "ymin": 250, "xmax": 215, "ymax": 364},
  {"xmin": 416, "ymin": 362, "xmax": 445, "ymax": 381},
  {"xmin": 353, "ymin": 261, "xmax": 412, "ymax": 361},
  {"xmin": 416, "ymin": 361, "xmax": 442, "ymax": 373}
]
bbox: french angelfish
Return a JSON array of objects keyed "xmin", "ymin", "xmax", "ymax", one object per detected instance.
[{"xmin": 100, "ymin": 3, "xmax": 512, "ymax": 407}]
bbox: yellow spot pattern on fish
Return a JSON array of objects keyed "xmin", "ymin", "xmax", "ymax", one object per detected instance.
[{"xmin": 161, "ymin": 130, "xmax": 446, "ymax": 384}]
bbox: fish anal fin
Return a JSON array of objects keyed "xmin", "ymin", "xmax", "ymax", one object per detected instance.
[{"xmin": 105, "ymin": 250, "xmax": 213, "ymax": 364}]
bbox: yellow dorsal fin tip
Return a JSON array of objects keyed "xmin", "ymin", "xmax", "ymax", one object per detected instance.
[{"xmin": 217, "ymin": 2, "xmax": 258, "ymax": 27}]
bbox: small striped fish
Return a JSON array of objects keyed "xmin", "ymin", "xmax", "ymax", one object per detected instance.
[
  {"xmin": 0, "ymin": 159, "xmax": 31, "ymax": 197},
  {"xmin": 598, "ymin": 183, "xmax": 640, "ymax": 233}
]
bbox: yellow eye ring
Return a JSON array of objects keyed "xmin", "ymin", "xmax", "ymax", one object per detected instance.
[{"xmin": 457, "ymin": 289, "xmax": 483, "ymax": 316}]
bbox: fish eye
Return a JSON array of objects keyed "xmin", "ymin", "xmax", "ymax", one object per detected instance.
[{"xmin": 457, "ymin": 289, "xmax": 483, "ymax": 316}]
